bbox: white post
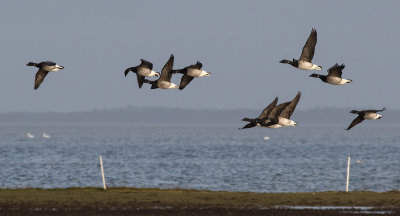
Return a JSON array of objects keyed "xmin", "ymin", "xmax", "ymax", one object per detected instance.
[
  {"xmin": 100, "ymin": 155, "xmax": 106, "ymax": 190},
  {"xmin": 346, "ymin": 156, "xmax": 350, "ymax": 192}
]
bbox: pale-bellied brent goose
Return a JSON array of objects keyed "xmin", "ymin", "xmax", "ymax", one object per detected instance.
[
  {"xmin": 309, "ymin": 63, "xmax": 352, "ymax": 85},
  {"xmin": 171, "ymin": 61, "xmax": 211, "ymax": 90},
  {"xmin": 240, "ymin": 97, "xmax": 278, "ymax": 130},
  {"xmin": 27, "ymin": 61, "xmax": 64, "ymax": 90},
  {"xmin": 346, "ymin": 108, "xmax": 385, "ymax": 130},
  {"xmin": 280, "ymin": 28, "xmax": 322, "ymax": 71},
  {"xmin": 263, "ymin": 92, "xmax": 301, "ymax": 128},
  {"xmin": 143, "ymin": 54, "xmax": 179, "ymax": 89},
  {"xmin": 124, "ymin": 59, "xmax": 160, "ymax": 88}
]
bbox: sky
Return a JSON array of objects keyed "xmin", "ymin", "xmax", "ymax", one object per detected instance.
[{"xmin": 0, "ymin": 1, "xmax": 398, "ymax": 112}]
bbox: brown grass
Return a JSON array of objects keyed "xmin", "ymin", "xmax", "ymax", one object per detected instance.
[
  {"xmin": 1, "ymin": 188, "xmax": 400, "ymax": 207},
  {"xmin": 0, "ymin": 188, "xmax": 399, "ymax": 215}
]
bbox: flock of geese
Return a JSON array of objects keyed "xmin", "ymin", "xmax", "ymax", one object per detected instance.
[
  {"xmin": 26, "ymin": 28, "xmax": 384, "ymax": 131},
  {"xmin": 124, "ymin": 55, "xmax": 211, "ymax": 90},
  {"xmin": 27, "ymin": 54, "xmax": 211, "ymax": 91},
  {"xmin": 240, "ymin": 28, "xmax": 384, "ymax": 131}
]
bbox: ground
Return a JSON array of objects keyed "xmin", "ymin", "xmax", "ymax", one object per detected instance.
[{"xmin": 0, "ymin": 188, "xmax": 398, "ymax": 215}]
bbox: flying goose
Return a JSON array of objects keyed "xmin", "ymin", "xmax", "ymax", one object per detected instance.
[
  {"xmin": 27, "ymin": 61, "xmax": 64, "ymax": 90},
  {"xmin": 239, "ymin": 97, "xmax": 278, "ymax": 130},
  {"xmin": 171, "ymin": 61, "xmax": 211, "ymax": 90},
  {"xmin": 263, "ymin": 92, "xmax": 301, "ymax": 128},
  {"xmin": 346, "ymin": 108, "xmax": 385, "ymax": 130},
  {"xmin": 124, "ymin": 59, "xmax": 160, "ymax": 88},
  {"xmin": 143, "ymin": 54, "xmax": 179, "ymax": 89},
  {"xmin": 258, "ymin": 101, "xmax": 291, "ymax": 128},
  {"xmin": 280, "ymin": 28, "xmax": 322, "ymax": 71},
  {"xmin": 309, "ymin": 63, "xmax": 352, "ymax": 85}
]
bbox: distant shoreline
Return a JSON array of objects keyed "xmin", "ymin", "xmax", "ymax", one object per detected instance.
[
  {"xmin": 0, "ymin": 188, "xmax": 399, "ymax": 215},
  {"xmin": 0, "ymin": 106, "xmax": 399, "ymax": 125}
]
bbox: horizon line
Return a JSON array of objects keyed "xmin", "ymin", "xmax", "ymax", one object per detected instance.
[{"xmin": 0, "ymin": 105, "xmax": 395, "ymax": 114}]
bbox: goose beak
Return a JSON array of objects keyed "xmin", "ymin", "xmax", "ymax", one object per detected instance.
[
  {"xmin": 59, "ymin": 66, "xmax": 64, "ymax": 69},
  {"xmin": 155, "ymin": 73, "xmax": 160, "ymax": 77}
]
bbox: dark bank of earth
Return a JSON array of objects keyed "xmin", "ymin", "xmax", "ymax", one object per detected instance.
[{"xmin": 0, "ymin": 188, "xmax": 399, "ymax": 215}]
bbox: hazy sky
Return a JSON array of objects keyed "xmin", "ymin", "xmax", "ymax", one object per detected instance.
[{"xmin": 0, "ymin": 1, "xmax": 398, "ymax": 112}]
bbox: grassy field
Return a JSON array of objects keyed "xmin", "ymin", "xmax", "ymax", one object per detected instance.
[{"xmin": 0, "ymin": 188, "xmax": 399, "ymax": 215}]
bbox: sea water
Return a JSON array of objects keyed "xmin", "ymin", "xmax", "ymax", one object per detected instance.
[{"xmin": 0, "ymin": 123, "xmax": 399, "ymax": 192}]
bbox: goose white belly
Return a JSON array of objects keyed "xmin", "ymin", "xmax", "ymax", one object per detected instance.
[
  {"xmin": 297, "ymin": 61, "xmax": 313, "ymax": 70},
  {"xmin": 138, "ymin": 68, "xmax": 158, "ymax": 77},
  {"xmin": 42, "ymin": 65, "xmax": 60, "ymax": 71},
  {"xmin": 159, "ymin": 81, "xmax": 178, "ymax": 89},
  {"xmin": 187, "ymin": 68, "xmax": 202, "ymax": 77},
  {"xmin": 326, "ymin": 77, "xmax": 343, "ymax": 85},
  {"xmin": 267, "ymin": 124, "xmax": 282, "ymax": 129},
  {"xmin": 298, "ymin": 61, "xmax": 321, "ymax": 70},
  {"xmin": 137, "ymin": 68, "xmax": 151, "ymax": 76},
  {"xmin": 276, "ymin": 117, "xmax": 298, "ymax": 127},
  {"xmin": 364, "ymin": 113, "xmax": 379, "ymax": 120}
]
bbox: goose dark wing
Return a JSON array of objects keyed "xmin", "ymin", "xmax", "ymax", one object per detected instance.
[
  {"xmin": 327, "ymin": 63, "xmax": 345, "ymax": 78},
  {"xmin": 299, "ymin": 28, "xmax": 317, "ymax": 62},
  {"xmin": 346, "ymin": 116, "xmax": 364, "ymax": 130},
  {"xmin": 363, "ymin": 108, "xmax": 386, "ymax": 113},
  {"xmin": 42, "ymin": 61, "xmax": 56, "ymax": 66},
  {"xmin": 140, "ymin": 59, "xmax": 153, "ymax": 70},
  {"xmin": 142, "ymin": 78, "xmax": 153, "ymax": 85},
  {"xmin": 189, "ymin": 61, "xmax": 202, "ymax": 69},
  {"xmin": 260, "ymin": 102, "xmax": 290, "ymax": 125},
  {"xmin": 258, "ymin": 97, "xmax": 278, "ymax": 119},
  {"xmin": 280, "ymin": 92, "xmax": 301, "ymax": 119},
  {"xmin": 265, "ymin": 102, "xmax": 290, "ymax": 120},
  {"xmin": 159, "ymin": 54, "xmax": 174, "ymax": 82},
  {"xmin": 239, "ymin": 122, "xmax": 257, "ymax": 130},
  {"xmin": 34, "ymin": 69, "xmax": 49, "ymax": 90},
  {"xmin": 171, "ymin": 67, "xmax": 187, "ymax": 75},
  {"xmin": 142, "ymin": 79, "xmax": 158, "ymax": 89},
  {"xmin": 124, "ymin": 67, "xmax": 137, "ymax": 77},
  {"xmin": 179, "ymin": 74, "xmax": 194, "ymax": 90},
  {"xmin": 136, "ymin": 73, "xmax": 145, "ymax": 88}
]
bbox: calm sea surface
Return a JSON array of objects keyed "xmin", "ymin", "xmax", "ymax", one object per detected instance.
[{"xmin": 0, "ymin": 123, "xmax": 399, "ymax": 192}]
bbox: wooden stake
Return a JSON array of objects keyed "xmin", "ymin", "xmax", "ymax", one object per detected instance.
[
  {"xmin": 100, "ymin": 155, "xmax": 106, "ymax": 190},
  {"xmin": 346, "ymin": 156, "xmax": 350, "ymax": 192}
]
